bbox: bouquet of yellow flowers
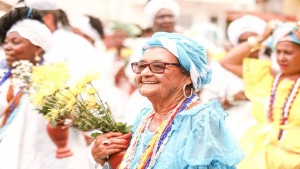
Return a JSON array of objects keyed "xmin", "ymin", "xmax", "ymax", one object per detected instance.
[{"xmin": 30, "ymin": 63, "xmax": 132, "ymax": 137}]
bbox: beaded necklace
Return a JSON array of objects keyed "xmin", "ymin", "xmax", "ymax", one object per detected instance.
[
  {"xmin": 145, "ymin": 95, "xmax": 198, "ymax": 169},
  {"xmin": 119, "ymin": 94, "xmax": 197, "ymax": 169},
  {"xmin": 267, "ymin": 73, "xmax": 300, "ymax": 140}
]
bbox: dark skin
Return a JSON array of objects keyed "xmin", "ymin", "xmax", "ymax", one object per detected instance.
[{"xmin": 3, "ymin": 32, "xmax": 43, "ymax": 68}]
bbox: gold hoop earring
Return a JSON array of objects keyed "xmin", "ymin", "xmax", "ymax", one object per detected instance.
[
  {"xmin": 183, "ymin": 83, "xmax": 193, "ymax": 98},
  {"xmin": 34, "ymin": 52, "xmax": 41, "ymax": 62}
]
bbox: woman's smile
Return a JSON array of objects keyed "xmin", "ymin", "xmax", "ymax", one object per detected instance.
[{"xmin": 142, "ymin": 81, "xmax": 159, "ymax": 84}]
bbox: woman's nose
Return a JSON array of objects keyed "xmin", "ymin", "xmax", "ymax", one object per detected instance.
[
  {"xmin": 3, "ymin": 42, "xmax": 12, "ymax": 51},
  {"xmin": 165, "ymin": 15, "xmax": 175, "ymax": 23},
  {"xmin": 277, "ymin": 53, "xmax": 286, "ymax": 61},
  {"xmin": 140, "ymin": 65, "xmax": 153, "ymax": 75}
]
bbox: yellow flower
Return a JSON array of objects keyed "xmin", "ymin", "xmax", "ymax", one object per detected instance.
[
  {"xmin": 87, "ymin": 97, "xmax": 97, "ymax": 104},
  {"xmin": 45, "ymin": 114, "xmax": 52, "ymax": 122},
  {"xmin": 86, "ymin": 97, "xmax": 99, "ymax": 109},
  {"xmin": 121, "ymin": 48, "xmax": 133, "ymax": 58},
  {"xmin": 31, "ymin": 92, "xmax": 45, "ymax": 106},
  {"xmin": 50, "ymin": 109, "xmax": 59, "ymax": 118},
  {"xmin": 43, "ymin": 83, "xmax": 61, "ymax": 95},
  {"xmin": 76, "ymin": 71, "xmax": 100, "ymax": 88},
  {"xmin": 87, "ymin": 87, "xmax": 96, "ymax": 95},
  {"xmin": 69, "ymin": 86, "xmax": 84, "ymax": 97},
  {"xmin": 56, "ymin": 90, "xmax": 73, "ymax": 102},
  {"xmin": 66, "ymin": 98, "xmax": 77, "ymax": 110},
  {"xmin": 32, "ymin": 63, "xmax": 70, "ymax": 87}
]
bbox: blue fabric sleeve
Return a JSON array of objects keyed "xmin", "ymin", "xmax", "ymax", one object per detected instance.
[{"xmin": 178, "ymin": 100, "xmax": 245, "ymax": 168}]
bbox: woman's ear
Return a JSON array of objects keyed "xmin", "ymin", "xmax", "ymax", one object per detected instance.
[
  {"xmin": 186, "ymin": 76, "xmax": 192, "ymax": 85},
  {"xmin": 36, "ymin": 47, "xmax": 44, "ymax": 57}
]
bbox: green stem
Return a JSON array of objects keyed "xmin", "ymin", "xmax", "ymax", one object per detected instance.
[{"xmin": 89, "ymin": 82, "xmax": 119, "ymax": 132}]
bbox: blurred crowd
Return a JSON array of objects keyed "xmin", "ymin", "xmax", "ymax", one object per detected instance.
[{"xmin": 0, "ymin": 0, "xmax": 300, "ymax": 168}]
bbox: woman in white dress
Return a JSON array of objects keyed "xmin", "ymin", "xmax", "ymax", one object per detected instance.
[{"xmin": 0, "ymin": 7, "xmax": 94, "ymax": 169}]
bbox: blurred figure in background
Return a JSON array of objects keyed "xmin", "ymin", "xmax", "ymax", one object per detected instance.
[
  {"xmin": 70, "ymin": 14, "xmax": 108, "ymax": 79},
  {"xmin": 143, "ymin": 0, "xmax": 179, "ymax": 33},
  {"xmin": 0, "ymin": 7, "xmax": 92, "ymax": 169},
  {"xmin": 24, "ymin": 0, "xmax": 101, "ymax": 75},
  {"xmin": 71, "ymin": 15, "xmax": 105, "ymax": 49},
  {"xmin": 22, "ymin": 0, "xmax": 106, "ymax": 168},
  {"xmin": 199, "ymin": 15, "xmax": 266, "ymax": 140},
  {"xmin": 104, "ymin": 21, "xmax": 141, "ymax": 96},
  {"xmin": 220, "ymin": 20, "xmax": 300, "ymax": 168}
]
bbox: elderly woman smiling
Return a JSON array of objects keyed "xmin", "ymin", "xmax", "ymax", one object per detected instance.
[{"xmin": 92, "ymin": 33, "xmax": 244, "ymax": 169}]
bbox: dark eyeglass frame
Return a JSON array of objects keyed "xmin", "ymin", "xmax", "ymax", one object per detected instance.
[{"xmin": 131, "ymin": 62, "xmax": 181, "ymax": 74}]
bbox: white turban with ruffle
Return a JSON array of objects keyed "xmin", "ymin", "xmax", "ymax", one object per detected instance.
[
  {"xmin": 24, "ymin": 0, "xmax": 59, "ymax": 10},
  {"xmin": 144, "ymin": 0, "xmax": 180, "ymax": 28},
  {"xmin": 227, "ymin": 15, "xmax": 266, "ymax": 46},
  {"xmin": 7, "ymin": 19, "xmax": 52, "ymax": 52},
  {"xmin": 72, "ymin": 16, "xmax": 101, "ymax": 42}
]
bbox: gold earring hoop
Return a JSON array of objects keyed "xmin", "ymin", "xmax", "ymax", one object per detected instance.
[
  {"xmin": 183, "ymin": 83, "xmax": 193, "ymax": 98},
  {"xmin": 34, "ymin": 52, "xmax": 41, "ymax": 62}
]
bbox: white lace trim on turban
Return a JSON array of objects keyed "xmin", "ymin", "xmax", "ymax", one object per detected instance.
[
  {"xmin": 227, "ymin": 15, "xmax": 266, "ymax": 46},
  {"xmin": 7, "ymin": 19, "xmax": 52, "ymax": 52},
  {"xmin": 144, "ymin": 0, "xmax": 180, "ymax": 28},
  {"xmin": 72, "ymin": 16, "xmax": 100, "ymax": 42}
]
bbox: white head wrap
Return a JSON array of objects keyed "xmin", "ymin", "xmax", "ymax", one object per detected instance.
[
  {"xmin": 7, "ymin": 19, "xmax": 52, "ymax": 52},
  {"xmin": 144, "ymin": 0, "xmax": 180, "ymax": 28},
  {"xmin": 24, "ymin": 0, "xmax": 59, "ymax": 10},
  {"xmin": 227, "ymin": 15, "xmax": 266, "ymax": 46},
  {"xmin": 71, "ymin": 16, "xmax": 101, "ymax": 41}
]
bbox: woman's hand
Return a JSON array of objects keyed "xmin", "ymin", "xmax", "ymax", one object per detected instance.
[
  {"xmin": 92, "ymin": 132, "xmax": 130, "ymax": 166},
  {"xmin": 220, "ymin": 91, "xmax": 248, "ymax": 110},
  {"xmin": 257, "ymin": 20, "xmax": 279, "ymax": 43},
  {"xmin": 292, "ymin": 22, "xmax": 300, "ymax": 40}
]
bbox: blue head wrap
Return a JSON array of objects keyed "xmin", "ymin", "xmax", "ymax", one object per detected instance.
[
  {"xmin": 142, "ymin": 32, "xmax": 212, "ymax": 91},
  {"xmin": 265, "ymin": 22, "xmax": 300, "ymax": 50}
]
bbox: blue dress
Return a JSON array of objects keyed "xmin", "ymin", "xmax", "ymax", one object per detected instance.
[{"xmin": 130, "ymin": 100, "xmax": 244, "ymax": 169}]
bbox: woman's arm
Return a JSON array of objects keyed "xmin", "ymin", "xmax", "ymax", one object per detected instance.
[
  {"xmin": 220, "ymin": 22, "xmax": 275, "ymax": 78},
  {"xmin": 220, "ymin": 42, "xmax": 252, "ymax": 78}
]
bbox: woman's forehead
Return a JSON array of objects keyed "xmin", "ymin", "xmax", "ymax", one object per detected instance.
[
  {"xmin": 142, "ymin": 47, "xmax": 177, "ymax": 61},
  {"xmin": 276, "ymin": 41, "xmax": 299, "ymax": 50},
  {"xmin": 7, "ymin": 31, "xmax": 22, "ymax": 38},
  {"xmin": 155, "ymin": 8, "xmax": 174, "ymax": 18}
]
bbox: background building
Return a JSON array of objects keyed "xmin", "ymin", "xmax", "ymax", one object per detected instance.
[{"xmin": 0, "ymin": 0, "xmax": 299, "ymax": 45}]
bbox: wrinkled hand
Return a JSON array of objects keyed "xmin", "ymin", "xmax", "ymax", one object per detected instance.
[
  {"xmin": 92, "ymin": 132, "xmax": 130, "ymax": 166},
  {"xmin": 220, "ymin": 90, "xmax": 248, "ymax": 110}
]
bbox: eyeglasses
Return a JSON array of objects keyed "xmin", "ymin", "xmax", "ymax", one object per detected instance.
[{"xmin": 131, "ymin": 62, "xmax": 181, "ymax": 74}]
